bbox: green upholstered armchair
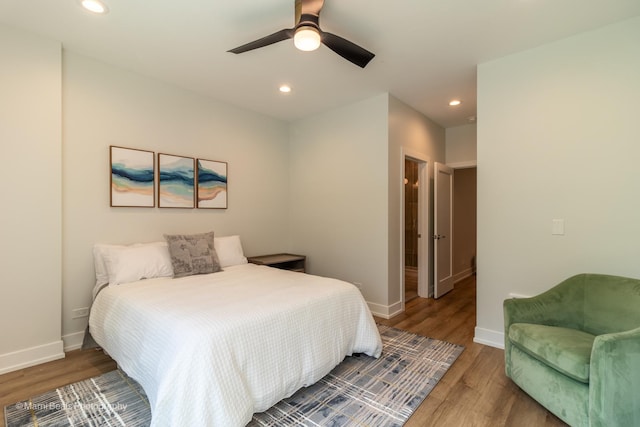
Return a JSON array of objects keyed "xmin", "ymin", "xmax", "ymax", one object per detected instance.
[{"xmin": 503, "ymin": 273, "xmax": 640, "ymax": 427}]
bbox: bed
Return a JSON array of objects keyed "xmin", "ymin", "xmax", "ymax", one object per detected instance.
[{"xmin": 88, "ymin": 234, "xmax": 382, "ymax": 427}]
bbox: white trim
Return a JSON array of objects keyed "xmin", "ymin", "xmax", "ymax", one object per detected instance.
[
  {"xmin": 367, "ymin": 300, "xmax": 403, "ymax": 319},
  {"xmin": 473, "ymin": 327, "xmax": 504, "ymax": 349},
  {"xmin": 447, "ymin": 161, "xmax": 477, "ymax": 169},
  {"xmin": 0, "ymin": 340, "xmax": 65, "ymax": 375},
  {"xmin": 452, "ymin": 268, "xmax": 473, "ymax": 284},
  {"xmin": 62, "ymin": 331, "xmax": 86, "ymax": 352}
]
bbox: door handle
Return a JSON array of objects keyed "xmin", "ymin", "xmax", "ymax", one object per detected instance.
[{"xmin": 433, "ymin": 235, "xmax": 447, "ymax": 240}]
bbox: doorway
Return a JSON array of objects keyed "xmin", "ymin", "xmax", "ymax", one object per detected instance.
[
  {"xmin": 401, "ymin": 151, "xmax": 429, "ymax": 305},
  {"xmin": 435, "ymin": 164, "xmax": 477, "ymax": 298},
  {"xmin": 452, "ymin": 167, "xmax": 477, "ymax": 283},
  {"xmin": 404, "ymin": 158, "xmax": 420, "ymax": 302},
  {"xmin": 400, "ymin": 160, "xmax": 476, "ymax": 307}
]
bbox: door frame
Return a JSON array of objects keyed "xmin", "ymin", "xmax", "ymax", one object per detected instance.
[{"xmin": 400, "ymin": 148, "xmax": 431, "ymax": 309}]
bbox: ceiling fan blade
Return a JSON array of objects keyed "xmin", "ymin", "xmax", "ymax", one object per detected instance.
[
  {"xmin": 321, "ymin": 32, "xmax": 375, "ymax": 68},
  {"xmin": 228, "ymin": 28, "xmax": 294, "ymax": 54},
  {"xmin": 300, "ymin": 0, "xmax": 324, "ymax": 16}
]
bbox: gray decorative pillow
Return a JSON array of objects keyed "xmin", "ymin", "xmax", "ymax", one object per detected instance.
[{"xmin": 163, "ymin": 231, "xmax": 222, "ymax": 278}]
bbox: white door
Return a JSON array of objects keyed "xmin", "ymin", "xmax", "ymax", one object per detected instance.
[{"xmin": 434, "ymin": 162, "xmax": 454, "ymax": 298}]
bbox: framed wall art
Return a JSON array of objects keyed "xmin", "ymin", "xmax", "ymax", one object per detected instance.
[
  {"xmin": 196, "ymin": 159, "xmax": 228, "ymax": 209},
  {"xmin": 158, "ymin": 153, "xmax": 195, "ymax": 208},
  {"xmin": 110, "ymin": 146, "xmax": 155, "ymax": 207}
]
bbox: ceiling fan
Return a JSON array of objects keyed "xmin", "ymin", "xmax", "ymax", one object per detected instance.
[{"xmin": 227, "ymin": 0, "xmax": 375, "ymax": 68}]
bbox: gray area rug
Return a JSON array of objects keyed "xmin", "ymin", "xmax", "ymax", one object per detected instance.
[{"xmin": 5, "ymin": 325, "xmax": 463, "ymax": 427}]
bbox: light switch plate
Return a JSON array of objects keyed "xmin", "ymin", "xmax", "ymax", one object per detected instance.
[{"xmin": 552, "ymin": 219, "xmax": 565, "ymax": 235}]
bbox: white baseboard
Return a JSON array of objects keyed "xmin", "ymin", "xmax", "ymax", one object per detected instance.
[
  {"xmin": 368, "ymin": 301, "xmax": 403, "ymax": 319},
  {"xmin": 473, "ymin": 327, "xmax": 504, "ymax": 349},
  {"xmin": 62, "ymin": 331, "xmax": 85, "ymax": 352},
  {"xmin": 0, "ymin": 340, "xmax": 65, "ymax": 375},
  {"xmin": 453, "ymin": 269, "xmax": 473, "ymax": 284}
]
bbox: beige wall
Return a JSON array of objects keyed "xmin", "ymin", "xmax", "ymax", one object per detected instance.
[
  {"xmin": 446, "ymin": 123, "xmax": 476, "ymax": 166},
  {"xmin": 289, "ymin": 94, "xmax": 390, "ymax": 308},
  {"xmin": 476, "ymin": 16, "xmax": 640, "ymax": 348},
  {"xmin": 0, "ymin": 25, "xmax": 63, "ymax": 373}
]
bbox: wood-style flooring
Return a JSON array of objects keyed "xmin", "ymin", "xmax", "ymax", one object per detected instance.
[
  {"xmin": 0, "ymin": 275, "xmax": 566, "ymax": 427},
  {"xmin": 405, "ymin": 266, "xmax": 418, "ymax": 302},
  {"xmin": 376, "ymin": 276, "xmax": 566, "ymax": 427}
]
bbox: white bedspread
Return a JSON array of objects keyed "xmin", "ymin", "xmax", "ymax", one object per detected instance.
[{"xmin": 89, "ymin": 263, "xmax": 382, "ymax": 427}]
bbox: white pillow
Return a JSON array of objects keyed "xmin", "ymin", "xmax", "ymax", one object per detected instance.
[
  {"xmin": 103, "ymin": 242, "xmax": 174, "ymax": 285},
  {"xmin": 93, "ymin": 242, "xmax": 173, "ymax": 287},
  {"xmin": 93, "ymin": 243, "xmax": 124, "ymax": 287},
  {"xmin": 214, "ymin": 235, "xmax": 248, "ymax": 268}
]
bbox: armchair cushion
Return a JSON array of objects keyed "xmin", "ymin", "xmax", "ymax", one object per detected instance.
[{"xmin": 509, "ymin": 323, "xmax": 595, "ymax": 383}]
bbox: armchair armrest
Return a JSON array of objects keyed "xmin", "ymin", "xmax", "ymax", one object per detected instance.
[
  {"xmin": 504, "ymin": 289, "xmax": 583, "ymax": 332},
  {"xmin": 504, "ymin": 275, "xmax": 589, "ymax": 334},
  {"xmin": 589, "ymin": 326, "xmax": 640, "ymax": 427},
  {"xmin": 504, "ymin": 295, "xmax": 560, "ymax": 328}
]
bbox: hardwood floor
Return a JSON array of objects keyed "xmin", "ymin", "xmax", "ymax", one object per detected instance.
[
  {"xmin": 405, "ymin": 266, "xmax": 418, "ymax": 302},
  {"xmin": 0, "ymin": 275, "xmax": 566, "ymax": 427},
  {"xmin": 0, "ymin": 348, "xmax": 117, "ymax": 427},
  {"xmin": 376, "ymin": 276, "xmax": 566, "ymax": 427}
]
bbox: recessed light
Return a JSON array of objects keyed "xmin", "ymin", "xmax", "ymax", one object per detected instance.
[
  {"xmin": 279, "ymin": 85, "xmax": 292, "ymax": 93},
  {"xmin": 449, "ymin": 100, "xmax": 462, "ymax": 106},
  {"xmin": 80, "ymin": 0, "xmax": 109, "ymax": 14}
]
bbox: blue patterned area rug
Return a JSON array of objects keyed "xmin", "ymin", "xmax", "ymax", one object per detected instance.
[{"xmin": 5, "ymin": 325, "xmax": 463, "ymax": 427}]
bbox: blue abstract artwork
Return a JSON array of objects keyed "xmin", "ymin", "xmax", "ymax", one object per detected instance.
[
  {"xmin": 158, "ymin": 153, "xmax": 195, "ymax": 208},
  {"xmin": 197, "ymin": 159, "xmax": 228, "ymax": 209},
  {"xmin": 110, "ymin": 146, "xmax": 155, "ymax": 207}
]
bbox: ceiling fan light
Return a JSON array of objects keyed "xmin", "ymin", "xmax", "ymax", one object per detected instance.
[{"xmin": 294, "ymin": 27, "xmax": 321, "ymax": 51}]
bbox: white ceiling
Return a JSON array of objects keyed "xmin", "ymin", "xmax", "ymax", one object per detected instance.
[{"xmin": 2, "ymin": 1, "xmax": 639, "ymax": 128}]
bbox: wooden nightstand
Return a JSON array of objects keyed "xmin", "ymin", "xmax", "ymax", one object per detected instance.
[{"xmin": 247, "ymin": 253, "xmax": 306, "ymax": 273}]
